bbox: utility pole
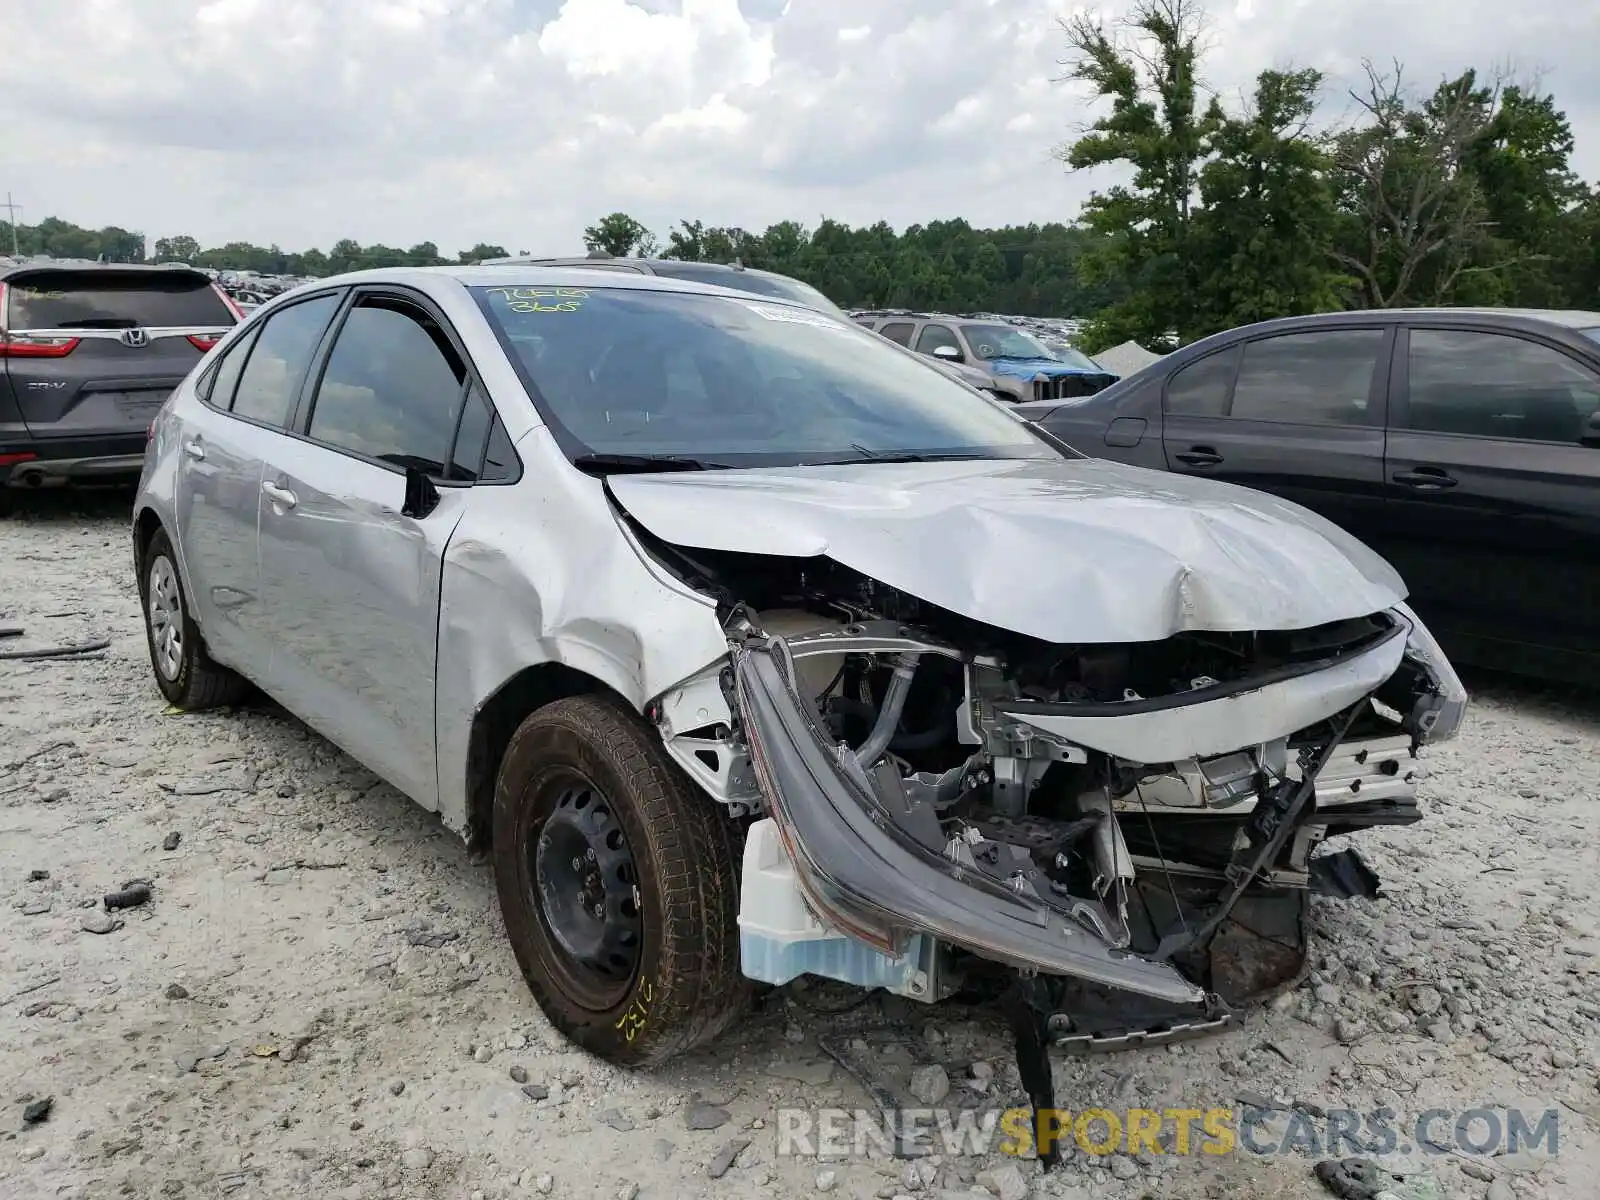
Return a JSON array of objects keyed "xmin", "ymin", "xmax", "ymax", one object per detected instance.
[{"xmin": 2, "ymin": 193, "xmax": 20, "ymax": 257}]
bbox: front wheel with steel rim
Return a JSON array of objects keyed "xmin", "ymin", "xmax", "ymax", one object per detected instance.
[
  {"xmin": 493, "ymin": 693, "xmax": 747, "ymax": 1065},
  {"xmin": 138, "ymin": 527, "xmax": 250, "ymax": 709}
]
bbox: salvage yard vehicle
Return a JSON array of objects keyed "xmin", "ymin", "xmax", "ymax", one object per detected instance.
[
  {"xmin": 1, "ymin": 263, "xmax": 241, "ymax": 501},
  {"xmin": 1017, "ymin": 308, "xmax": 1600, "ymax": 686},
  {"xmin": 131, "ymin": 266, "xmax": 1467, "ymax": 1150}
]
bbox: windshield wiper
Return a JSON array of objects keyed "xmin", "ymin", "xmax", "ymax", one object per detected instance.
[
  {"xmin": 571, "ymin": 452, "xmax": 733, "ymax": 474},
  {"xmin": 812, "ymin": 446, "xmax": 993, "ymax": 466}
]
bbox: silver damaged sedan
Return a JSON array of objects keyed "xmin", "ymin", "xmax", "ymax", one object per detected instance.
[{"xmin": 132, "ymin": 267, "xmax": 1467, "ymax": 1132}]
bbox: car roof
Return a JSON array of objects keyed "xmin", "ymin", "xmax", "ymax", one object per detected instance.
[
  {"xmin": 1197, "ymin": 307, "xmax": 1600, "ymax": 335},
  {"xmin": 283, "ymin": 263, "xmax": 832, "ymax": 307}
]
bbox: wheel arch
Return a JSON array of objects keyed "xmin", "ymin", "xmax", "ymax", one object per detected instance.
[
  {"xmin": 132, "ymin": 505, "xmax": 200, "ymax": 619},
  {"xmin": 460, "ymin": 662, "xmax": 633, "ymax": 852}
]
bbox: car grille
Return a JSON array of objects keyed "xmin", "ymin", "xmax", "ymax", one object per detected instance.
[{"xmin": 1032, "ymin": 374, "xmax": 1115, "ymax": 403}]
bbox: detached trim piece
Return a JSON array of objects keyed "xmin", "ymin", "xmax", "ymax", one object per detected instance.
[{"xmin": 732, "ymin": 637, "xmax": 1206, "ymax": 1005}]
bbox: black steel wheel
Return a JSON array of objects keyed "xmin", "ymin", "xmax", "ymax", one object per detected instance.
[
  {"xmin": 528, "ymin": 774, "xmax": 644, "ymax": 1010},
  {"xmin": 492, "ymin": 694, "xmax": 748, "ymax": 1064}
]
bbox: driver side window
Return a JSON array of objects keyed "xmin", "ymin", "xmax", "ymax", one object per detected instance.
[{"xmin": 305, "ymin": 296, "xmax": 467, "ymax": 477}]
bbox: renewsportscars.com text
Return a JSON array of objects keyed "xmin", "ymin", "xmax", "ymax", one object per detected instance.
[{"xmin": 775, "ymin": 1104, "xmax": 1560, "ymax": 1160}]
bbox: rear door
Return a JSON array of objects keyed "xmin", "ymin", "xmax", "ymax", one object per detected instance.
[
  {"xmin": 174, "ymin": 292, "xmax": 343, "ymax": 679},
  {"xmin": 1, "ymin": 269, "xmax": 237, "ymax": 443},
  {"xmin": 1381, "ymin": 324, "xmax": 1600, "ymax": 679},
  {"xmin": 1159, "ymin": 325, "xmax": 1392, "ymax": 549}
]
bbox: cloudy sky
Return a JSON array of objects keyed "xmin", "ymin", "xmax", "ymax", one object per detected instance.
[{"xmin": 4, "ymin": 0, "xmax": 1596, "ymax": 257}]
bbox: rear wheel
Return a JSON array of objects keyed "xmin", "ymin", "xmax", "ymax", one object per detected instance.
[
  {"xmin": 139, "ymin": 528, "xmax": 250, "ymax": 709},
  {"xmin": 492, "ymin": 694, "xmax": 747, "ymax": 1064}
]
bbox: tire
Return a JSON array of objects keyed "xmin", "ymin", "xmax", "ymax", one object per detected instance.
[
  {"xmin": 139, "ymin": 527, "xmax": 250, "ymax": 709},
  {"xmin": 493, "ymin": 693, "xmax": 748, "ymax": 1065}
]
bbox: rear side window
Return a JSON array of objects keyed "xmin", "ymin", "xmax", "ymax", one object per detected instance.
[
  {"xmin": 306, "ymin": 297, "xmax": 467, "ymax": 475},
  {"xmin": 5, "ymin": 272, "xmax": 233, "ymax": 329},
  {"xmin": 879, "ymin": 322, "xmax": 914, "ymax": 347},
  {"xmin": 1164, "ymin": 348, "xmax": 1236, "ymax": 416},
  {"xmin": 1229, "ymin": 329, "xmax": 1384, "ymax": 425},
  {"xmin": 200, "ymin": 326, "xmax": 260, "ymax": 410},
  {"xmin": 231, "ymin": 294, "xmax": 340, "ymax": 427},
  {"xmin": 1407, "ymin": 328, "xmax": 1600, "ymax": 443}
]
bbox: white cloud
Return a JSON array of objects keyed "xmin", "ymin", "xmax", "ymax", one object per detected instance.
[{"xmin": 0, "ymin": 0, "xmax": 1594, "ymax": 257}]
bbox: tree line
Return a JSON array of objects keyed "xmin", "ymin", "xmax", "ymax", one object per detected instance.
[{"xmin": 3, "ymin": 0, "xmax": 1596, "ymax": 353}]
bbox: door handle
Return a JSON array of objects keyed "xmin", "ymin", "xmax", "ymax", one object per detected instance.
[
  {"xmin": 1392, "ymin": 468, "xmax": 1457, "ymax": 490},
  {"xmin": 1175, "ymin": 447, "xmax": 1223, "ymax": 467},
  {"xmin": 261, "ymin": 480, "xmax": 298, "ymax": 508},
  {"xmin": 182, "ymin": 439, "xmax": 205, "ymax": 461}
]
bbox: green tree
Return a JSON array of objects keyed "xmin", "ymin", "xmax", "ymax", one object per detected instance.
[
  {"xmin": 326, "ymin": 239, "xmax": 364, "ymax": 274},
  {"xmin": 153, "ymin": 234, "xmax": 201, "ymax": 263},
  {"xmin": 582, "ymin": 212, "xmax": 658, "ymax": 257},
  {"xmin": 1460, "ymin": 84, "xmax": 1584, "ymax": 306},
  {"xmin": 1189, "ymin": 68, "xmax": 1347, "ymax": 332},
  {"xmin": 1057, "ymin": 0, "xmax": 1223, "ymax": 350},
  {"xmin": 406, "ymin": 241, "xmax": 446, "ymax": 266},
  {"xmin": 457, "ymin": 243, "xmax": 509, "ymax": 264},
  {"xmin": 1330, "ymin": 64, "xmax": 1499, "ymax": 307}
]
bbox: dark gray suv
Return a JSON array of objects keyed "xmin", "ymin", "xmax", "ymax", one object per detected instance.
[{"xmin": 0, "ymin": 263, "xmax": 240, "ymax": 499}]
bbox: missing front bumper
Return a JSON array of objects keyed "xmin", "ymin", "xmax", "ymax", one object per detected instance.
[{"xmin": 731, "ymin": 636, "xmax": 1206, "ymax": 1006}]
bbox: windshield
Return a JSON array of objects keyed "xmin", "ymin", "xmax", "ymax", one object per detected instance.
[
  {"xmin": 474, "ymin": 285, "xmax": 1058, "ymax": 468},
  {"xmin": 959, "ymin": 324, "xmax": 1054, "ymax": 361},
  {"xmin": 1581, "ymin": 327, "xmax": 1600, "ymax": 347}
]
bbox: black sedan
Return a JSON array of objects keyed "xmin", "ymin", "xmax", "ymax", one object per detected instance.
[{"xmin": 1015, "ymin": 308, "xmax": 1600, "ymax": 686}]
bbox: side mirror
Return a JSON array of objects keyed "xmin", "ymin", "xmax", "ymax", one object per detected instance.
[
  {"xmin": 931, "ymin": 344, "xmax": 962, "ymax": 362},
  {"xmin": 1582, "ymin": 410, "xmax": 1600, "ymax": 448},
  {"xmin": 402, "ymin": 465, "xmax": 441, "ymax": 519}
]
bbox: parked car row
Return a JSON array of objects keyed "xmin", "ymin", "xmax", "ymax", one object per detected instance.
[{"xmin": 850, "ymin": 308, "xmax": 1119, "ymax": 403}]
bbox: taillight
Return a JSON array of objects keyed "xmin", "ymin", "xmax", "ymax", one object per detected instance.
[
  {"xmin": 188, "ymin": 333, "xmax": 223, "ymax": 351},
  {"xmin": 212, "ymin": 282, "xmax": 246, "ymax": 321},
  {"xmin": 0, "ymin": 451, "xmax": 39, "ymax": 466},
  {"xmin": 0, "ymin": 334, "xmax": 80, "ymax": 358}
]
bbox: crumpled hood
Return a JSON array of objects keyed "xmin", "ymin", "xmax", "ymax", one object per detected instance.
[{"xmin": 608, "ymin": 457, "xmax": 1407, "ymax": 644}]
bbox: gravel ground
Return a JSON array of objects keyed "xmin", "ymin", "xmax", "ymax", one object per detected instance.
[{"xmin": 3, "ymin": 489, "xmax": 1598, "ymax": 1200}]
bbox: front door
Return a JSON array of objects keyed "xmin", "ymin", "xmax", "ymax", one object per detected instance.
[
  {"xmin": 255, "ymin": 290, "xmax": 477, "ymax": 808},
  {"xmin": 1381, "ymin": 325, "xmax": 1600, "ymax": 680}
]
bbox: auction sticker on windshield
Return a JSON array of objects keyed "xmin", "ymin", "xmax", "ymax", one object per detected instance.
[{"xmin": 743, "ymin": 302, "xmax": 849, "ymax": 331}]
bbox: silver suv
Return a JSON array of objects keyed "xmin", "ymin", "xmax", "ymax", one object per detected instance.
[
  {"xmin": 132, "ymin": 265, "xmax": 1465, "ymax": 1130},
  {"xmin": 852, "ymin": 309, "xmax": 1118, "ymax": 404}
]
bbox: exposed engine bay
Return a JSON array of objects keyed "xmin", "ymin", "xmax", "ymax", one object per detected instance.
[
  {"xmin": 634, "ymin": 529, "xmax": 1467, "ymax": 1164},
  {"xmin": 645, "ymin": 539, "xmax": 1459, "ymax": 1000}
]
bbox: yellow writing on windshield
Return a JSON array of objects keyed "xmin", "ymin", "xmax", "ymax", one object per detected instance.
[{"xmin": 486, "ymin": 286, "xmax": 588, "ymax": 314}]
